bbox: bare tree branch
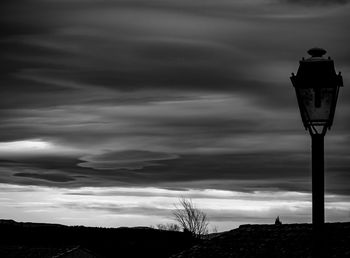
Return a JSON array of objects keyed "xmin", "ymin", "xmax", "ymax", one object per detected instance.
[{"xmin": 172, "ymin": 198, "xmax": 209, "ymax": 239}]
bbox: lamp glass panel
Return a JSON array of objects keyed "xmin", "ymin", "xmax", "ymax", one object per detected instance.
[{"xmin": 296, "ymin": 87, "xmax": 336, "ymax": 124}]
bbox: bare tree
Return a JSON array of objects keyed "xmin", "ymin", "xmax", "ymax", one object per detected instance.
[{"xmin": 172, "ymin": 198, "xmax": 209, "ymax": 239}]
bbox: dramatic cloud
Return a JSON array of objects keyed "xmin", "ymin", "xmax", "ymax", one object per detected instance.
[
  {"xmin": 0, "ymin": 0, "xmax": 349, "ymax": 227},
  {"xmin": 79, "ymin": 150, "xmax": 178, "ymax": 170}
]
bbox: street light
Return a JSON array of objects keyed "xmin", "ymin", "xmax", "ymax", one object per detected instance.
[{"xmin": 290, "ymin": 47, "xmax": 343, "ymax": 227}]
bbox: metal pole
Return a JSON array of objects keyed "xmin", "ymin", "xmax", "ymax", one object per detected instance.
[
  {"xmin": 311, "ymin": 133, "xmax": 325, "ymax": 258},
  {"xmin": 311, "ymin": 133, "xmax": 324, "ymax": 226}
]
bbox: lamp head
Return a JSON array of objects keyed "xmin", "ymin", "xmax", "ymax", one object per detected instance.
[{"xmin": 290, "ymin": 48, "xmax": 343, "ymax": 135}]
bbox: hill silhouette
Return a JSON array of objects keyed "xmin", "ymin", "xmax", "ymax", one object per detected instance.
[
  {"xmin": 171, "ymin": 223, "xmax": 350, "ymax": 258},
  {"xmin": 2, "ymin": 220, "xmax": 350, "ymax": 257},
  {"xmin": 0, "ymin": 219, "xmax": 197, "ymax": 258}
]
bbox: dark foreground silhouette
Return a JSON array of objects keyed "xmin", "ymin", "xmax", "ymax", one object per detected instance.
[
  {"xmin": 1, "ymin": 220, "xmax": 350, "ymax": 258},
  {"xmin": 0, "ymin": 219, "xmax": 197, "ymax": 258},
  {"xmin": 172, "ymin": 223, "xmax": 350, "ymax": 258}
]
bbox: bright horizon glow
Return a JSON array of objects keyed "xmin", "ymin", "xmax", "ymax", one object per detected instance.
[
  {"xmin": 0, "ymin": 184, "xmax": 349, "ymax": 232},
  {"xmin": 0, "ymin": 139, "xmax": 79, "ymax": 156},
  {"xmin": 0, "ymin": 140, "xmax": 52, "ymax": 152}
]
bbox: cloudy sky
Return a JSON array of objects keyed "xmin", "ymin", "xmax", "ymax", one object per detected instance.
[{"xmin": 0, "ymin": 0, "xmax": 350, "ymax": 231}]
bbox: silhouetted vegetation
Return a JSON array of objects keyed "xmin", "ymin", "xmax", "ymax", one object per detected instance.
[
  {"xmin": 155, "ymin": 223, "xmax": 181, "ymax": 231},
  {"xmin": 172, "ymin": 198, "xmax": 209, "ymax": 239}
]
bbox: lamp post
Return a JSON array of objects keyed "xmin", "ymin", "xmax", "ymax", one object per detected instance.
[{"xmin": 290, "ymin": 47, "xmax": 343, "ymax": 227}]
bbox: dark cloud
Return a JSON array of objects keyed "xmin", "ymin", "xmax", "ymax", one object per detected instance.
[
  {"xmin": 13, "ymin": 172, "xmax": 75, "ymax": 182},
  {"xmin": 1, "ymin": 150, "xmax": 349, "ymax": 196},
  {"xmin": 79, "ymin": 150, "xmax": 177, "ymax": 170},
  {"xmin": 283, "ymin": 0, "xmax": 350, "ymax": 5}
]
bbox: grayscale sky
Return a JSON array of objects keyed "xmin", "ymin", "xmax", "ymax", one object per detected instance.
[{"xmin": 0, "ymin": 0, "xmax": 349, "ymax": 230}]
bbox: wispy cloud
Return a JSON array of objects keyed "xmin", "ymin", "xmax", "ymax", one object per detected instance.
[
  {"xmin": 0, "ymin": 184, "xmax": 349, "ymax": 230},
  {"xmin": 1, "ymin": 0, "xmax": 349, "ymax": 227}
]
